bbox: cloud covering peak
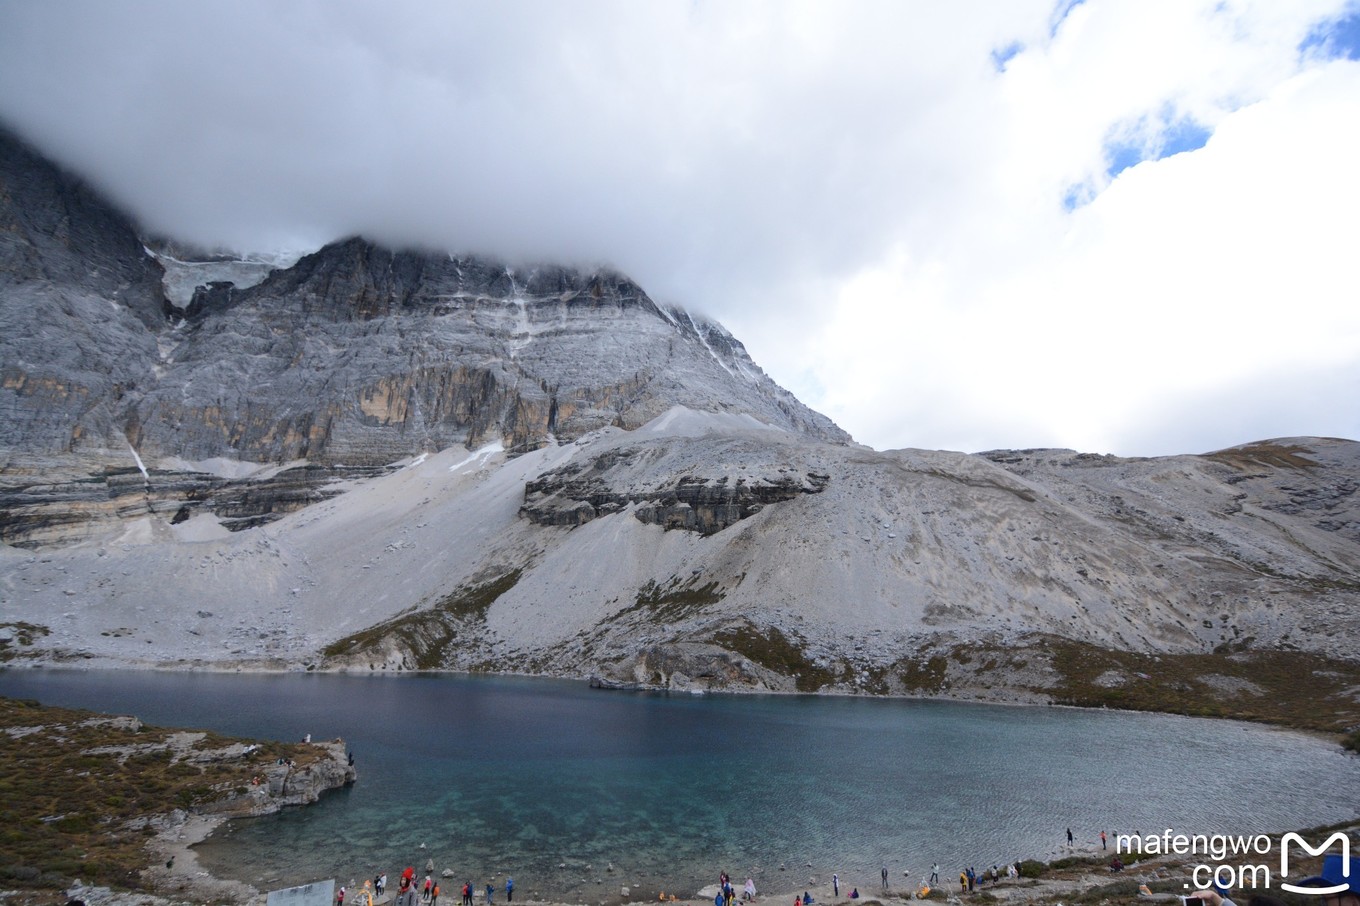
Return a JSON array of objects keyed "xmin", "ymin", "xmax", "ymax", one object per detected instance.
[{"xmin": 1, "ymin": 0, "xmax": 1357, "ymax": 455}]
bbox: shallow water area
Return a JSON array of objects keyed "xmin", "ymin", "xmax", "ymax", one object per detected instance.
[{"xmin": 2, "ymin": 669, "xmax": 1357, "ymax": 903}]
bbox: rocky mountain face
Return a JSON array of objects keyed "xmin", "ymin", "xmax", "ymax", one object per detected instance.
[
  {"xmin": 2, "ymin": 125, "xmax": 1358, "ymax": 734},
  {"xmin": 0, "ymin": 125, "xmax": 845, "ymax": 546}
]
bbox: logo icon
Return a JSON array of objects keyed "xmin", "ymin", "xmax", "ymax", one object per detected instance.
[{"xmin": 1279, "ymin": 833, "xmax": 1351, "ymax": 895}]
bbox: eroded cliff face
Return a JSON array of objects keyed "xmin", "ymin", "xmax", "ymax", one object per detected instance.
[
  {"xmin": 0, "ymin": 127, "xmax": 847, "ymax": 547},
  {"xmin": 131, "ymin": 237, "xmax": 846, "ymax": 467},
  {"xmin": 198, "ymin": 739, "xmax": 357, "ymax": 818},
  {"xmin": 520, "ymin": 438, "xmax": 831, "ymax": 534},
  {"xmin": 4, "ymin": 126, "xmax": 1359, "ymax": 734}
]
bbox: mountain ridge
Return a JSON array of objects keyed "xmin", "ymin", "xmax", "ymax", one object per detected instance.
[
  {"xmin": 1, "ymin": 123, "xmax": 1358, "ymax": 737},
  {"xmin": 0, "ymin": 121, "xmax": 847, "ymax": 544}
]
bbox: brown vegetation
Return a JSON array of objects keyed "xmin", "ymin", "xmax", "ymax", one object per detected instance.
[{"xmin": 0, "ymin": 696, "xmax": 317, "ymax": 895}]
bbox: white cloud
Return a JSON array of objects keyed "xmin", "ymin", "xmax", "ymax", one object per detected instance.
[
  {"xmin": 0, "ymin": 0, "xmax": 1356, "ymax": 455},
  {"xmin": 782, "ymin": 0, "xmax": 1360, "ymax": 455}
]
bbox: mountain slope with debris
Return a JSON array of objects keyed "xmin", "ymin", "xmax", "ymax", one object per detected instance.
[{"xmin": 2, "ymin": 124, "xmax": 1358, "ymax": 735}]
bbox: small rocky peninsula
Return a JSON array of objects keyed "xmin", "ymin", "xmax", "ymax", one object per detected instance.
[{"xmin": 0, "ymin": 696, "xmax": 355, "ymax": 904}]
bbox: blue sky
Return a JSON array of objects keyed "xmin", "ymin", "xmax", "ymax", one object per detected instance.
[
  {"xmin": 1302, "ymin": 7, "xmax": 1360, "ymax": 59},
  {"xmin": 0, "ymin": 0, "xmax": 1357, "ymax": 456}
]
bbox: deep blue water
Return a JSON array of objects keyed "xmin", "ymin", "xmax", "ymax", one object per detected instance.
[{"xmin": 2, "ymin": 669, "xmax": 1358, "ymax": 902}]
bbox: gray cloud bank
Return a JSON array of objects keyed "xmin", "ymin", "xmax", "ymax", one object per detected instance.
[{"xmin": 1, "ymin": 0, "xmax": 1356, "ymax": 456}]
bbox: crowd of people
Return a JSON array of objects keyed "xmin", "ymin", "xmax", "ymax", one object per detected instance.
[
  {"xmin": 330, "ymin": 831, "xmax": 1360, "ymax": 906},
  {"xmin": 337, "ymin": 868, "xmax": 519, "ymax": 906}
]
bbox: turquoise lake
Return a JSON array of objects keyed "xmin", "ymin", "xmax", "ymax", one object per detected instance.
[{"xmin": 2, "ymin": 669, "xmax": 1357, "ymax": 902}]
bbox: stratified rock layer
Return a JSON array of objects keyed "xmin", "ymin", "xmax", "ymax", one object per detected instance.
[
  {"xmin": 0, "ymin": 125, "xmax": 847, "ymax": 546},
  {"xmin": 2, "ymin": 125, "xmax": 1358, "ymax": 732}
]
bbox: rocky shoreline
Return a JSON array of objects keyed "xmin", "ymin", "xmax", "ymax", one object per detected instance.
[
  {"xmin": 139, "ymin": 741, "xmax": 356, "ymax": 904},
  {"xmin": 45, "ymin": 821, "xmax": 1360, "ymax": 906},
  {"xmin": 0, "ymin": 696, "xmax": 355, "ymax": 906},
  {"xmin": 2, "ymin": 690, "xmax": 1354, "ymax": 906}
]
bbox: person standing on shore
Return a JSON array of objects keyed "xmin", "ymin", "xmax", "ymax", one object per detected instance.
[
  {"xmin": 1066, "ymin": 828, "xmax": 1074, "ymax": 846},
  {"xmin": 506, "ymin": 878, "xmax": 513, "ymax": 903},
  {"xmin": 1100, "ymin": 831, "xmax": 1107, "ymax": 850},
  {"xmin": 833, "ymin": 874, "xmax": 839, "ymax": 897},
  {"xmin": 881, "ymin": 867, "xmax": 888, "ymax": 891},
  {"xmin": 930, "ymin": 865, "xmax": 939, "ymax": 886},
  {"xmin": 485, "ymin": 882, "xmax": 493, "ymax": 905}
]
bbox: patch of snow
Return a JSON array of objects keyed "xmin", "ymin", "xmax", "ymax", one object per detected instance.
[
  {"xmin": 149, "ymin": 247, "xmax": 304, "ymax": 307},
  {"xmin": 448, "ymin": 441, "xmax": 505, "ymax": 473},
  {"xmin": 509, "ymin": 297, "xmax": 531, "ymax": 355},
  {"xmin": 124, "ymin": 435, "xmax": 149, "ymax": 481},
  {"xmin": 686, "ymin": 312, "xmax": 737, "ymax": 378},
  {"xmin": 156, "ymin": 456, "xmax": 308, "ymax": 481},
  {"xmin": 640, "ymin": 405, "xmax": 784, "ymax": 438},
  {"xmin": 171, "ymin": 514, "xmax": 232, "ymax": 543}
]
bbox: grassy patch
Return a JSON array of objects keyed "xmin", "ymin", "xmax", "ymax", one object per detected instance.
[
  {"xmin": 615, "ymin": 576, "xmax": 726, "ymax": 624},
  {"xmin": 322, "ymin": 570, "xmax": 522, "ymax": 668},
  {"xmin": 877, "ymin": 654, "xmax": 949, "ymax": 694},
  {"xmin": 1041, "ymin": 638, "xmax": 1360, "ymax": 736},
  {"xmin": 1203, "ymin": 441, "xmax": 1319, "ymax": 471},
  {"xmin": 0, "ymin": 622, "xmax": 51, "ymax": 662},
  {"xmin": 712, "ymin": 623, "xmax": 840, "ymax": 692},
  {"xmin": 1062, "ymin": 879, "xmax": 1148, "ymax": 906},
  {"xmin": 0, "ymin": 696, "xmax": 319, "ymax": 895}
]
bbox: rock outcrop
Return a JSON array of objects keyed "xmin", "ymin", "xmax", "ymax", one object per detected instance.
[
  {"xmin": 520, "ymin": 439, "xmax": 831, "ymax": 534},
  {"xmin": 198, "ymin": 739, "xmax": 356, "ymax": 818},
  {"xmin": 2, "ymin": 123, "xmax": 1359, "ymax": 733},
  {"xmin": 591, "ymin": 642, "xmax": 796, "ymax": 693},
  {"xmin": 0, "ymin": 125, "xmax": 848, "ymax": 547}
]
